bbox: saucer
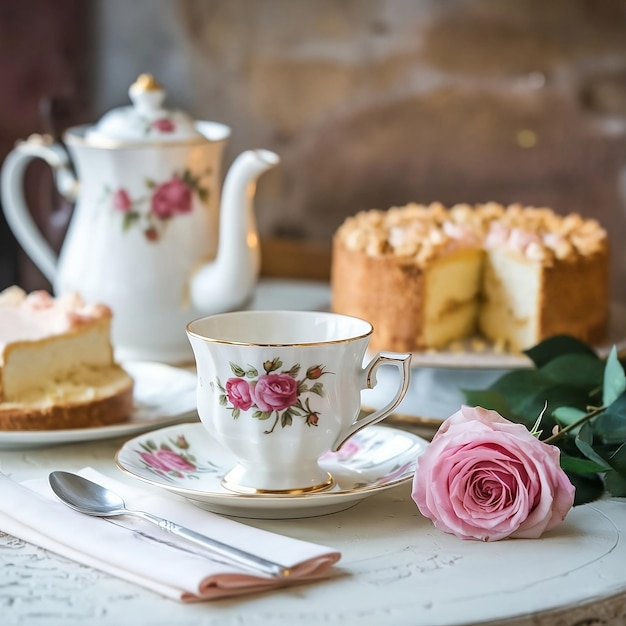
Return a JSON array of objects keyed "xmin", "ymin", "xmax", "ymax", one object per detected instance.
[{"xmin": 115, "ymin": 422, "xmax": 427, "ymax": 519}]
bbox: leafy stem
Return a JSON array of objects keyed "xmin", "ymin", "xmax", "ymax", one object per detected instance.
[{"xmin": 542, "ymin": 405, "xmax": 606, "ymax": 444}]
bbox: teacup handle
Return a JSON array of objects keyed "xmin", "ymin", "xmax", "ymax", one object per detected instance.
[
  {"xmin": 0, "ymin": 133, "xmax": 77, "ymax": 283},
  {"xmin": 333, "ymin": 352, "xmax": 412, "ymax": 451}
]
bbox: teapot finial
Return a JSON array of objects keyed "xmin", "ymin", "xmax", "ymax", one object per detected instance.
[
  {"xmin": 131, "ymin": 74, "xmax": 162, "ymax": 92},
  {"xmin": 129, "ymin": 74, "xmax": 165, "ymax": 114}
]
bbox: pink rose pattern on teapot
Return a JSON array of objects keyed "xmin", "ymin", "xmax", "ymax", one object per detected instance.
[
  {"xmin": 104, "ymin": 168, "xmax": 210, "ymax": 242},
  {"xmin": 215, "ymin": 358, "xmax": 333, "ymax": 435}
]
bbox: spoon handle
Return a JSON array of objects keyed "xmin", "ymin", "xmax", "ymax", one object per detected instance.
[{"xmin": 131, "ymin": 509, "xmax": 290, "ymax": 578}]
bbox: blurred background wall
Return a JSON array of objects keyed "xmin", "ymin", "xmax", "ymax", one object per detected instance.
[{"xmin": 1, "ymin": 0, "xmax": 625, "ymax": 302}]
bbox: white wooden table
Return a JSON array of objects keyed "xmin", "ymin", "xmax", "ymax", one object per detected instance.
[
  {"xmin": 1, "ymin": 434, "xmax": 626, "ymax": 626},
  {"xmin": 2, "ymin": 280, "xmax": 625, "ymax": 625}
]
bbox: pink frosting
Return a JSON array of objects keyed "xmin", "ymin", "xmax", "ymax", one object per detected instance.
[{"xmin": 0, "ymin": 289, "xmax": 110, "ymax": 347}]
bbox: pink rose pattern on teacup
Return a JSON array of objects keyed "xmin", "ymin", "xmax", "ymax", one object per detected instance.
[
  {"xmin": 225, "ymin": 377, "xmax": 255, "ymax": 411},
  {"xmin": 412, "ymin": 405, "xmax": 575, "ymax": 541},
  {"xmin": 216, "ymin": 358, "xmax": 332, "ymax": 434},
  {"xmin": 104, "ymin": 169, "xmax": 209, "ymax": 242},
  {"xmin": 136, "ymin": 433, "xmax": 218, "ymax": 481}
]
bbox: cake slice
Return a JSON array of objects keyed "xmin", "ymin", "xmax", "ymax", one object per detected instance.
[{"xmin": 0, "ymin": 287, "xmax": 134, "ymax": 430}]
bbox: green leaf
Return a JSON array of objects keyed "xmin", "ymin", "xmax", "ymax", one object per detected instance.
[
  {"xmin": 253, "ymin": 410, "xmax": 271, "ymax": 421},
  {"xmin": 592, "ymin": 404, "xmax": 626, "ymax": 445},
  {"xmin": 540, "ymin": 353, "xmax": 604, "ymax": 389},
  {"xmin": 559, "ymin": 453, "xmax": 609, "ymax": 475},
  {"xmin": 608, "ymin": 441, "xmax": 626, "ymax": 474},
  {"xmin": 574, "ymin": 422, "xmax": 612, "ymax": 470},
  {"xmin": 310, "ymin": 382, "xmax": 324, "ymax": 396},
  {"xmin": 524, "ymin": 335, "xmax": 597, "ymax": 368},
  {"xmin": 553, "ymin": 406, "xmax": 587, "ymax": 426},
  {"xmin": 603, "ymin": 346, "xmax": 626, "ymax": 406},
  {"xmin": 229, "ymin": 363, "xmax": 246, "ymax": 377},
  {"xmin": 520, "ymin": 385, "xmax": 590, "ymax": 422},
  {"xmin": 565, "ymin": 471, "xmax": 604, "ymax": 506},
  {"xmin": 122, "ymin": 211, "xmax": 140, "ymax": 231},
  {"xmin": 181, "ymin": 169, "xmax": 193, "ymax": 186},
  {"xmin": 245, "ymin": 367, "xmax": 259, "ymax": 378},
  {"xmin": 281, "ymin": 412, "xmax": 293, "ymax": 428},
  {"xmin": 462, "ymin": 389, "xmax": 515, "ymax": 418},
  {"xmin": 524, "ymin": 335, "xmax": 597, "ymax": 367},
  {"xmin": 232, "ymin": 408, "xmax": 240, "ymax": 419},
  {"xmin": 604, "ymin": 470, "xmax": 626, "ymax": 497},
  {"xmin": 197, "ymin": 187, "xmax": 209, "ymax": 204}
]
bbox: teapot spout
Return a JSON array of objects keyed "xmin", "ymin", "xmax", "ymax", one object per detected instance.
[{"xmin": 190, "ymin": 149, "xmax": 279, "ymax": 315}]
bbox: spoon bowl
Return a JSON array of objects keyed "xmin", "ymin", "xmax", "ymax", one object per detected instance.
[
  {"xmin": 50, "ymin": 471, "xmax": 127, "ymax": 516},
  {"xmin": 48, "ymin": 471, "xmax": 290, "ymax": 578}
]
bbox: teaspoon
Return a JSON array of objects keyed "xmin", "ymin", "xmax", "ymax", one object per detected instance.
[{"xmin": 48, "ymin": 471, "xmax": 290, "ymax": 579}]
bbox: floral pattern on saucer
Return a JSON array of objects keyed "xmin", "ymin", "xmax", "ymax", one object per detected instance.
[
  {"xmin": 135, "ymin": 433, "xmax": 220, "ymax": 482},
  {"xmin": 115, "ymin": 422, "xmax": 428, "ymax": 519}
]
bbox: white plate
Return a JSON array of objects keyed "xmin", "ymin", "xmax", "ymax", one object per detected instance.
[
  {"xmin": 0, "ymin": 362, "xmax": 198, "ymax": 449},
  {"xmin": 115, "ymin": 422, "xmax": 427, "ymax": 519}
]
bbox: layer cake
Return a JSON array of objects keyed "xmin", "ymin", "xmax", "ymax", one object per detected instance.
[{"xmin": 331, "ymin": 202, "xmax": 609, "ymax": 353}]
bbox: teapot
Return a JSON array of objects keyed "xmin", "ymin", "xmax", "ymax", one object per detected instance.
[{"xmin": 1, "ymin": 74, "xmax": 279, "ymax": 363}]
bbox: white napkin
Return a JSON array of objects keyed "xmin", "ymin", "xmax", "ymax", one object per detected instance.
[{"xmin": 0, "ymin": 468, "xmax": 341, "ymax": 601}]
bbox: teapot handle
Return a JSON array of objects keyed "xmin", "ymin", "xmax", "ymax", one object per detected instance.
[{"xmin": 1, "ymin": 134, "xmax": 77, "ymax": 283}]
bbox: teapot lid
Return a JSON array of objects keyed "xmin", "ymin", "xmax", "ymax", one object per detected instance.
[{"xmin": 84, "ymin": 74, "xmax": 203, "ymax": 145}]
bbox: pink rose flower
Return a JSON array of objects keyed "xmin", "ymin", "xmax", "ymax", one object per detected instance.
[
  {"xmin": 152, "ymin": 117, "xmax": 175, "ymax": 133},
  {"xmin": 412, "ymin": 405, "xmax": 575, "ymax": 541},
  {"xmin": 112, "ymin": 188, "xmax": 132, "ymax": 212},
  {"xmin": 226, "ymin": 377, "xmax": 254, "ymax": 411},
  {"xmin": 139, "ymin": 449, "xmax": 196, "ymax": 473},
  {"xmin": 251, "ymin": 373, "xmax": 298, "ymax": 413},
  {"xmin": 151, "ymin": 177, "xmax": 192, "ymax": 219}
]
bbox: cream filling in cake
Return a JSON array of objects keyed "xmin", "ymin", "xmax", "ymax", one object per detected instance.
[{"xmin": 422, "ymin": 248, "xmax": 483, "ymax": 348}]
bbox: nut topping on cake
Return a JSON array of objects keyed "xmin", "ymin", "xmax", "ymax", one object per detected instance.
[{"xmin": 334, "ymin": 202, "xmax": 607, "ymax": 266}]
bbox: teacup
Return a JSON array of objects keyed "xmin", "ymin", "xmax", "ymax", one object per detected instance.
[{"xmin": 186, "ymin": 310, "xmax": 411, "ymax": 494}]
